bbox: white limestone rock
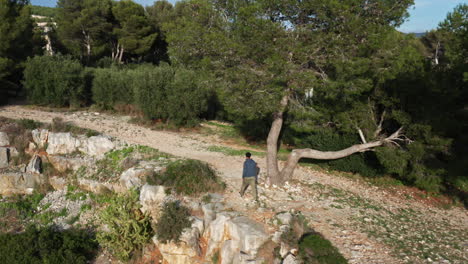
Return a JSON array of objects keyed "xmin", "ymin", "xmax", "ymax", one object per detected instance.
[
  {"xmin": 31, "ymin": 129, "xmax": 49, "ymax": 148},
  {"xmin": 79, "ymin": 135, "xmax": 114, "ymax": 157},
  {"xmin": 119, "ymin": 167, "xmax": 151, "ymax": 190},
  {"xmin": 48, "ymin": 155, "xmax": 93, "ymax": 172},
  {"xmin": 0, "ymin": 132, "xmax": 10, "ymax": 147},
  {"xmin": 26, "ymin": 155, "xmax": 42, "ymax": 174},
  {"xmin": 46, "ymin": 132, "xmax": 81, "ymax": 155},
  {"xmin": 0, "ymin": 147, "xmax": 8, "ymax": 168}
]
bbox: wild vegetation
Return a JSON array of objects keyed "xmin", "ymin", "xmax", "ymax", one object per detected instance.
[
  {"xmin": 0, "ymin": 3, "xmax": 467, "ymax": 263},
  {"xmin": 2, "ymin": 0, "xmax": 465, "ymax": 196}
]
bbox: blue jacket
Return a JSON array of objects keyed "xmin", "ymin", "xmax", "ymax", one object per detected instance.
[{"xmin": 243, "ymin": 159, "xmax": 258, "ymax": 178}]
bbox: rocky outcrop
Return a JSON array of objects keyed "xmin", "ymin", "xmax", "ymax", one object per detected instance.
[
  {"xmin": 46, "ymin": 132, "xmax": 116, "ymax": 157},
  {"xmin": 119, "ymin": 167, "xmax": 152, "ymax": 190},
  {"xmin": 26, "ymin": 155, "xmax": 42, "ymax": 174},
  {"xmin": 204, "ymin": 212, "xmax": 269, "ymax": 264},
  {"xmin": 78, "ymin": 135, "xmax": 115, "ymax": 157},
  {"xmin": 78, "ymin": 178, "xmax": 111, "ymax": 194},
  {"xmin": 0, "ymin": 132, "xmax": 9, "ymax": 146},
  {"xmin": 31, "ymin": 129, "xmax": 48, "ymax": 149},
  {"xmin": 152, "ymin": 217, "xmax": 204, "ymax": 264},
  {"xmin": 48, "ymin": 155, "xmax": 94, "ymax": 172},
  {"xmin": 0, "ymin": 171, "xmax": 48, "ymax": 195},
  {"xmin": 139, "ymin": 184, "xmax": 166, "ymax": 213},
  {"xmin": 0, "ymin": 147, "xmax": 9, "ymax": 168},
  {"xmin": 47, "ymin": 132, "xmax": 81, "ymax": 155}
]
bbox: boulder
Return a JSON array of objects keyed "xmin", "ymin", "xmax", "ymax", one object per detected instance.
[
  {"xmin": 276, "ymin": 212, "xmax": 293, "ymax": 226},
  {"xmin": 205, "ymin": 213, "xmax": 269, "ymax": 264},
  {"xmin": 49, "ymin": 176, "xmax": 67, "ymax": 190},
  {"xmin": 227, "ymin": 216, "xmax": 270, "ymax": 258},
  {"xmin": 48, "ymin": 155, "xmax": 93, "ymax": 172},
  {"xmin": 139, "ymin": 184, "xmax": 166, "ymax": 218},
  {"xmin": 119, "ymin": 167, "xmax": 152, "ymax": 190},
  {"xmin": 0, "ymin": 147, "xmax": 9, "ymax": 168},
  {"xmin": 46, "ymin": 132, "xmax": 81, "ymax": 155},
  {"xmin": 26, "ymin": 155, "xmax": 42, "ymax": 174},
  {"xmin": 31, "ymin": 129, "xmax": 48, "ymax": 149},
  {"xmin": 282, "ymin": 254, "xmax": 298, "ymax": 264},
  {"xmin": 79, "ymin": 135, "xmax": 114, "ymax": 157},
  {"xmin": 0, "ymin": 171, "xmax": 48, "ymax": 195},
  {"xmin": 152, "ymin": 217, "xmax": 204, "ymax": 264},
  {"xmin": 78, "ymin": 179, "xmax": 111, "ymax": 194},
  {"xmin": 0, "ymin": 132, "xmax": 9, "ymax": 146}
]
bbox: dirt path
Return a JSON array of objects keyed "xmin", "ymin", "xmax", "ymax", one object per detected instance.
[{"xmin": 1, "ymin": 105, "xmax": 466, "ymax": 264}]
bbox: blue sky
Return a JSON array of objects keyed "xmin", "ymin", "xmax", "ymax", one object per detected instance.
[{"xmin": 31, "ymin": 0, "xmax": 467, "ymax": 33}]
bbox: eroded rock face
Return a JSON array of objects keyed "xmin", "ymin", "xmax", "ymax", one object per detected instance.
[
  {"xmin": 0, "ymin": 132, "xmax": 10, "ymax": 147},
  {"xmin": 47, "ymin": 132, "xmax": 81, "ymax": 155},
  {"xmin": 0, "ymin": 171, "xmax": 48, "ymax": 195},
  {"xmin": 49, "ymin": 176, "xmax": 67, "ymax": 190},
  {"xmin": 26, "ymin": 155, "xmax": 42, "ymax": 174},
  {"xmin": 78, "ymin": 178, "xmax": 111, "ymax": 194},
  {"xmin": 119, "ymin": 167, "xmax": 152, "ymax": 190},
  {"xmin": 0, "ymin": 147, "xmax": 9, "ymax": 168},
  {"xmin": 152, "ymin": 217, "xmax": 204, "ymax": 264},
  {"xmin": 31, "ymin": 129, "xmax": 48, "ymax": 149},
  {"xmin": 79, "ymin": 135, "xmax": 114, "ymax": 157},
  {"xmin": 204, "ymin": 213, "xmax": 269, "ymax": 264},
  {"xmin": 48, "ymin": 155, "xmax": 94, "ymax": 172}
]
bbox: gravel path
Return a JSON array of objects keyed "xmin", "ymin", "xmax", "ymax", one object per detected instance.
[{"xmin": 1, "ymin": 105, "xmax": 466, "ymax": 264}]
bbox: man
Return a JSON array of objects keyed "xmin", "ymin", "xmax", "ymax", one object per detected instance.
[{"xmin": 240, "ymin": 152, "xmax": 259, "ymax": 201}]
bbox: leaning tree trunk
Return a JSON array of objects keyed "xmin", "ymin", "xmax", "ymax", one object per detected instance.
[
  {"xmin": 265, "ymin": 94, "xmax": 404, "ymax": 185},
  {"xmin": 266, "ymin": 94, "xmax": 290, "ymax": 185}
]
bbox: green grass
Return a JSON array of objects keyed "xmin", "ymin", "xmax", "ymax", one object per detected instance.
[
  {"xmin": 88, "ymin": 145, "xmax": 171, "ymax": 181},
  {"xmin": 206, "ymin": 145, "xmax": 265, "ymax": 157}
]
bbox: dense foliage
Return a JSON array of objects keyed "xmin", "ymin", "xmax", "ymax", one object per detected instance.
[
  {"xmin": 0, "ymin": 226, "xmax": 97, "ymax": 264},
  {"xmin": 96, "ymin": 190, "xmax": 153, "ymax": 261},
  {"xmin": 0, "ymin": 0, "xmax": 42, "ymax": 104},
  {"xmin": 151, "ymin": 159, "xmax": 225, "ymax": 195},
  {"xmin": 155, "ymin": 201, "xmax": 192, "ymax": 244},
  {"xmin": 30, "ymin": 5, "xmax": 57, "ymax": 17},
  {"xmin": 23, "ymin": 55, "xmax": 90, "ymax": 107}
]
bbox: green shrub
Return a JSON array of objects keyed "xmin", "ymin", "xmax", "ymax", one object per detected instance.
[
  {"xmin": 23, "ymin": 55, "xmax": 88, "ymax": 107},
  {"xmin": 96, "ymin": 190, "xmax": 153, "ymax": 261},
  {"xmin": 298, "ymin": 233, "xmax": 348, "ymax": 264},
  {"xmin": 0, "ymin": 193, "xmax": 45, "ymax": 220},
  {"xmin": 156, "ymin": 159, "xmax": 225, "ymax": 196},
  {"xmin": 133, "ymin": 64, "xmax": 209, "ymax": 127},
  {"xmin": 92, "ymin": 67, "xmax": 133, "ymax": 109},
  {"xmin": 0, "ymin": 226, "xmax": 97, "ymax": 264},
  {"xmin": 155, "ymin": 201, "xmax": 192, "ymax": 244}
]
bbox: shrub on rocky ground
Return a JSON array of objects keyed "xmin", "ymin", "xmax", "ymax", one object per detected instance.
[
  {"xmin": 153, "ymin": 159, "xmax": 225, "ymax": 196},
  {"xmin": 155, "ymin": 201, "xmax": 192, "ymax": 244},
  {"xmin": 0, "ymin": 226, "xmax": 97, "ymax": 264},
  {"xmin": 96, "ymin": 189, "xmax": 153, "ymax": 261}
]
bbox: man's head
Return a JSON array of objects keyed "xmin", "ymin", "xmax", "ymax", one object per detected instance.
[{"xmin": 245, "ymin": 152, "xmax": 251, "ymax": 158}]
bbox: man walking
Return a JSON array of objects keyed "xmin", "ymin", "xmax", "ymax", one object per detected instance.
[{"xmin": 240, "ymin": 152, "xmax": 259, "ymax": 201}]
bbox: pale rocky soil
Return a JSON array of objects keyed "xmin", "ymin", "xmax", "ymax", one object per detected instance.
[{"xmin": 1, "ymin": 105, "xmax": 467, "ymax": 264}]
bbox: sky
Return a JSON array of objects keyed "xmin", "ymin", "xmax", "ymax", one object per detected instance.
[{"xmin": 31, "ymin": 0, "xmax": 468, "ymax": 33}]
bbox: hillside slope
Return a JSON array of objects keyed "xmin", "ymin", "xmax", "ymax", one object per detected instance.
[{"xmin": 0, "ymin": 105, "xmax": 466, "ymax": 264}]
